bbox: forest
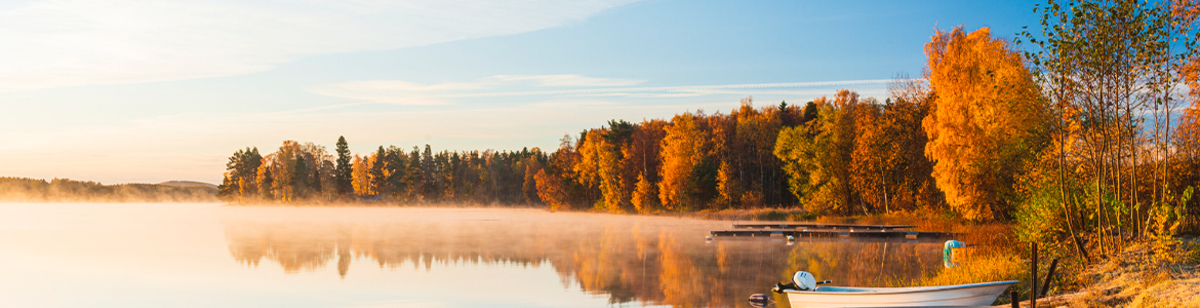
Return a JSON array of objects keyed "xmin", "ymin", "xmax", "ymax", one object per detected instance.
[
  {"xmin": 219, "ymin": 0, "xmax": 1200, "ymax": 264},
  {"xmin": 0, "ymin": 177, "xmax": 218, "ymax": 202}
]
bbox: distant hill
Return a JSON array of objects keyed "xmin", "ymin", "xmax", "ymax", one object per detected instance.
[
  {"xmin": 158, "ymin": 180, "xmax": 218, "ymax": 189},
  {"xmin": 0, "ymin": 177, "xmax": 218, "ymax": 202}
]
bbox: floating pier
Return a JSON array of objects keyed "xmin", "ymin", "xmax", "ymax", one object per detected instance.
[
  {"xmin": 710, "ymin": 223, "xmax": 956, "ymax": 242},
  {"xmin": 732, "ymin": 223, "xmax": 914, "ymax": 231}
]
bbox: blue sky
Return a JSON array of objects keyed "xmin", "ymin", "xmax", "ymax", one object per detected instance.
[{"xmin": 0, "ymin": 0, "xmax": 1041, "ymax": 184}]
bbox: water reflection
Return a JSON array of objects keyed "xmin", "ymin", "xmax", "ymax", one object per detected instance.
[{"xmin": 223, "ymin": 208, "xmax": 943, "ymax": 308}]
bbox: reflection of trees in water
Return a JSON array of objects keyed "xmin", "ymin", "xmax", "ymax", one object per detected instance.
[{"xmin": 225, "ymin": 217, "xmax": 942, "ymax": 307}]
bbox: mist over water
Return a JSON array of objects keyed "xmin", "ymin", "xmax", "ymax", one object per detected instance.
[{"xmin": 0, "ymin": 203, "xmax": 944, "ymax": 307}]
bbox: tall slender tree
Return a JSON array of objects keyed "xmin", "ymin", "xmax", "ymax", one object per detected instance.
[{"xmin": 335, "ymin": 136, "xmax": 353, "ymax": 197}]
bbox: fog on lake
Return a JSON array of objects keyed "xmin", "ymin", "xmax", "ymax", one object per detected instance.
[{"xmin": 0, "ymin": 203, "xmax": 944, "ymax": 307}]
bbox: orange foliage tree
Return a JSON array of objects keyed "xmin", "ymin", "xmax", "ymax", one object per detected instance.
[
  {"xmin": 659, "ymin": 112, "xmax": 715, "ymax": 210},
  {"xmin": 629, "ymin": 120, "xmax": 667, "ymax": 212},
  {"xmin": 924, "ymin": 27, "xmax": 1045, "ymax": 220}
]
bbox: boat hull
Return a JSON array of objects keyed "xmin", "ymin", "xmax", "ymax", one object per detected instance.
[{"xmin": 784, "ymin": 280, "xmax": 1017, "ymax": 307}]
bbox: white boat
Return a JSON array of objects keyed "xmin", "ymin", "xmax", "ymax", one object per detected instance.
[
  {"xmin": 783, "ymin": 280, "xmax": 1018, "ymax": 307},
  {"xmin": 766, "ymin": 271, "xmax": 1018, "ymax": 307}
]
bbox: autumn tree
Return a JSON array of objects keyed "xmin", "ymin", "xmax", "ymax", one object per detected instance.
[
  {"xmin": 351, "ymin": 154, "xmax": 369, "ymax": 196},
  {"xmin": 731, "ymin": 97, "xmax": 784, "ymax": 207},
  {"xmin": 1015, "ymin": 0, "xmax": 1200, "ymax": 258},
  {"xmin": 774, "ymin": 91, "xmax": 863, "ymax": 214},
  {"xmin": 659, "ymin": 112, "xmax": 716, "ymax": 210},
  {"xmin": 256, "ymin": 140, "xmax": 311, "ymax": 202},
  {"xmin": 627, "ymin": 120, "xmax": 667, "ymax": 212},
  {"xmin": 575, "ymin": 125, "xmax": 632, "ymax": 212},
  {"xmin": 600, "ymin": 120, "xmax": 635, "ymax": 212},
  {"xmin": 924, "ymin": 27, "xmax": 1045, "ymax": 220},
  {"xmin": 848, "ymin": 99, "xmax": 888, "ymax": 213},
  {"xmin": 537, "ymin": 135, "xmax": 584, "ymax": 210},
  {"xmin": 776, "ymin": 102, "xmax": 823, "ymax": 210},
  {"xmin": 1176, "ymin": 99, "xmax": 1200, "ymax": 231},
  {"xmin": 523, "ymin": 148, "xmax": 544, "ymax": 205},
  {"xmin": 885, "ymin": 78, "xmax": 942, "ymax": 211},
  {"xmin": 707, "ymin": 112, "xmax": 739, "ymax": 209},
  {"xmin": 535, "ymin": 169, "xmax": 570, "ymax": 210}
]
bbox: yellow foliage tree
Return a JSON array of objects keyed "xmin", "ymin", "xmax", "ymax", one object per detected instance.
[
  {"xmin": 631, "ymin": 172, "xmax": 660, "ymax": 212},
  {"xmin": 627, "ymin": 120, "xmax": 667, "ymax": 213},
  {"xmin": 715, "ymin": 161, "xmax": 742, "ymax": 209},
  {"xmin": 351, "ymin": 154, "xmax": 370, "ymax": 196},
  {"xmin": 659, "ymin": 113, "xmax": 713, "ymax": 210},
  {"xmin": 924, "ymin": 27, "xmax": 1044, "ymax": 220},
  {"xmin": 575, "ymin": 127, "xmax": 632, "ymax": 212}
]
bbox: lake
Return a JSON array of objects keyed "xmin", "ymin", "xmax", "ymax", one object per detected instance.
[{"xmin": 0, "ymin": 203, "xmax": 945, "ymax": 307}]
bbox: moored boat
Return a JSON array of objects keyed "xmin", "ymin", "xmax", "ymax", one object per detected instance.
[{"xmin": 772, "ymin": 271, "xmax": 1017, "ymax": 307}]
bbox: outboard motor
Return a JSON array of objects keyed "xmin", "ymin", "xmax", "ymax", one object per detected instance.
[
  {"xmin": 772, "ymin": 271, "xmax": 832, "ymax": 293},
  {"xmin": 793, "ymin": 271, "xmax": 818, "ymax": 290}
]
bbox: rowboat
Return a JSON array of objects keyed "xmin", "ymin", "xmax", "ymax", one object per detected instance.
[{"xmin": 782, "ymin": 280, "xmax": 1018, "ymax": 307}]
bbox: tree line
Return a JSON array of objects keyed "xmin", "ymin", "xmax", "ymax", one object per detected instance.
[
  {"xmin": 219, "ymin": 0, "xmax": 1200, "ymax": 253},
  {"xmin": 0, "ymin": 177, "xmax": 218, "ymax": 202},
  {"xmin": 218, "ymin": 138, "xmax": 547, "ymax": 205}
]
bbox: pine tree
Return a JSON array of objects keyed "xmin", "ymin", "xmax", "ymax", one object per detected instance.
[
  {"xmin": 334, "ymin": 136, "xmax": 353, "ymax": 197},
  {"xmin": 369, "ymin": 146, "xmax": 386, "ymax": 196}
]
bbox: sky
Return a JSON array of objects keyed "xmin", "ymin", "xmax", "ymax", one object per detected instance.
[{"xmin": 0, "ymin": 0, "xmax": 1042, "ymax": 185}]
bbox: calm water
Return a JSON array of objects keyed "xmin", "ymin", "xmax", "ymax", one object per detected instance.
[{"xmin": 0, "ymin": 203, "xmax": 945, "ymax": 307}]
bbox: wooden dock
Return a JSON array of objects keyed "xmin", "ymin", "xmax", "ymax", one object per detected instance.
[
  {"xmin": 732, "ymin": 223, "xmax": 914, "ymax": 231},
  {"xmin": 711, "ymin": 223, "xmax": 956, "ymax": 242},
  {"xmin": 708, "ymin": 234, "xmax": 950, "ymax": 243},
  {"xmin": 712, "ymin": 229, "xmax": 955, "ymax": 239}
]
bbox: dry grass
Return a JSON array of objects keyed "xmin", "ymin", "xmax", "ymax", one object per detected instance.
[
  {"xmin": 674, "ymin": 207, "xmax": 812, "ymax": 221},
  {"xmin": 1057, "ymin": 241, "xmax": 1200, "ymax": 308},
  {"xmin": 1127, "ymin": 277, "xmax": 1200, "ymax": 308},
  {"xmin": 918, "ymin": 253, "xmax": 1025, "ymax": 286}
]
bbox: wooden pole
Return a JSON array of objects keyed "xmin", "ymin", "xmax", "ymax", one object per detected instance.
[
  {"xmin": 1031, "ymin": 242, "xmax": 1038, "ymax": 308},
  {"xmin": 1041, "ymin": 258, "xmax": 1059, "ymax": 297},
  {"xmin": 1010, "ymin": 291, "xmax": 1019, "ymax": 308}
]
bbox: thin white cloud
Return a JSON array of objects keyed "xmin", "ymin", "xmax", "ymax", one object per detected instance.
[
  {"xmin": 309, "ymin": 77, "xmax": 895, "ymax": 107},
  {"xmin": 307, "ymin": 74, "xmax": 650, "ymax": 105},
  {"xmin": 0, "ymin": 0, "xmax": 638, "ymax": 92},
  {"xmin": 490, "ymin": 74, "xmax": 645, "ymax": 87}
]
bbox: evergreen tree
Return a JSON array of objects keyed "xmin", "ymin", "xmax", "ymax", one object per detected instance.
[
  {"xmin": 335, "ymin": 136, "xmax": 353, "ymax": 196},
  {"xmin": 219, "ymin": 147, "xmax": 262, "ymax": 203},
  {"xmin": 369, "ymin": 146, "xmax": 386, "ymax": 196}
]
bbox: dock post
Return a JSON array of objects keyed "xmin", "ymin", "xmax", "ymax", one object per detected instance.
[
  {"xmin": 1031, "ymin": 242, "xmax": 1038, "ymax": 308},
  {"xmin": 1010, "ymin": 291, "xmax": 1018, "ymax": 308},
  {"xmin": 1041, "ymin": 258, "xmax": 1059, "ymax": 297}
]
